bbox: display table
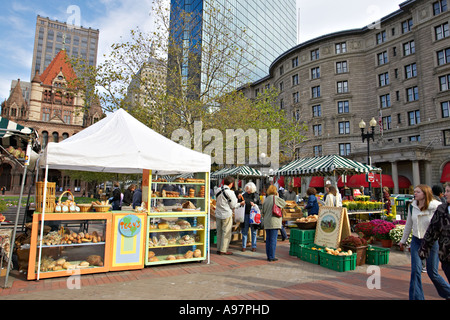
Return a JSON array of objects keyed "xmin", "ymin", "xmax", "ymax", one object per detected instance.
[{"xmin": 27, "ymin": 212, "xmax": 112, "ymax": 280}]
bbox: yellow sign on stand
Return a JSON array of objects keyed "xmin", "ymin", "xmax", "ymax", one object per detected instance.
[{"xmin": 314, "ymin": 207, "xmax": 351, "ymax": 248}]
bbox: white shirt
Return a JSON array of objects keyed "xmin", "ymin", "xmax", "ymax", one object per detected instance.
[
  {"xmin": 401, "ymin": 199, "xmax": 441, "ymax": 243},
  {"xmin": 214, "ymin": 186, "xmax": 241, "ymax": 220}
]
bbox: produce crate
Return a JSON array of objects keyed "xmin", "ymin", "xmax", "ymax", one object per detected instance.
[
  {"xmin": 319, "ymin": 251, "xmax": 357, "ymax": 272},
  {"xmin": 366, "ymin": 246, "xmax": 390, "ymax": 265},
  {"xmin": 289, "ymin": 240, "xmax": 302, "ymax": 257},
  {"xmin": 290, "ymin": 229, "xmax": 315, "ymax": 244},
  {"xmin": 210, "ymin": 229, "xmax": 217, "ymax": 244},
  {"xmin": 299, "ymin": 244, "xmax": 324, "ymax": 265}
]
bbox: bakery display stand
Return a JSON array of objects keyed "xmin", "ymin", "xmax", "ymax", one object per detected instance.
[{"xmin": 144, "ymin": 170, "xmax": 210, "ymax": 266}]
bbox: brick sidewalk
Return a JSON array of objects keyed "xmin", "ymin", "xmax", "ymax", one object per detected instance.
[{"xmin": 0, "ymin": 240, "xmax": 446, "ymax": 300}]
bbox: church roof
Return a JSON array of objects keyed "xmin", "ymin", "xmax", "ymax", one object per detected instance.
[
  {"xmin": 6, "ymin": 79, "xmax": 26, "ymax": 108},
  {"xmin": 39, "ymin": 50, "xmax": 77, "ymax": 87}
]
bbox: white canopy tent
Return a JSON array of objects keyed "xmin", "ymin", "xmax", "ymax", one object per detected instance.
[
  {"xmin": 42, "ymin": 109, "xmax": 211, "ymax": 174},
  {"xmin": 37, "ymin": 109, "xmax": 212, "ymax": 279}
]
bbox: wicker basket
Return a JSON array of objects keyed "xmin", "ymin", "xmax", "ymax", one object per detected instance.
[
  {"xmin": 35, "ymin": 181, "xmax": 56, "ymax": 213},
  {"xmin": 55, "ymin": 190, "xmax": 76, "ymax": 213},
  {"xmin": 295, "ymin": 221, "xmax": 317, "ymax": 230},
  {"xmin": 92, "ymin": 205, "xmax": 111, "ymax": 213},
  {"xmin": 77, "ymin": 204, "xmax": 93, "ymax": 212}
]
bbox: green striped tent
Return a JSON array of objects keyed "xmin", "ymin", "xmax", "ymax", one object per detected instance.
[
  {"xmin": 0, "ymin": 117, "xmax": 35, "ymax": 138},
  {"xmin": 213, "ymin": 165, "xmax": 264, "ymax": 179},
  {"xmin": 275, "ymin": 154, "xmax": 380, "ymax": 177}
]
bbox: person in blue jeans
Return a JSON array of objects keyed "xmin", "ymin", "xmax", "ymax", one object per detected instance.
[
  {"xmin": 399, "ymin": 184, "xmax": 450, "ymax": 300},
  {"xmin": 262, "ymin": 185, "xmax": 286, "ymax": 262},
  {"xmin": 241, "ymin": 182, "xmax": 260, "ymax": 252}
]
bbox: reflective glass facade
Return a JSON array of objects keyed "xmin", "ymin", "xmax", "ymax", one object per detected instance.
[{"xmin": 169, "ymin": 0, "xmax": 297, "ymax": 91}]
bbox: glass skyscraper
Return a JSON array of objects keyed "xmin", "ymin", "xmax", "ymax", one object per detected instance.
[{"xmin": 168, "ymin": 0, "xmax": 297, "ymax": 95}]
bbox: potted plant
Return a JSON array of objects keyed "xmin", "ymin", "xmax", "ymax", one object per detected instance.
[
  {"xmin": 371, "ymin": 219, "xmax": 396, "ymax": 247},
  {"xmin": 389, "ymin": 224, "xmax": 412, "ymax": 250},
  {"xmin": 340, "ymin": 235, "xmax": 368, "ymax": 266},
  {"xmin": 354, "ymin": 221, "xmax": 374, "ymax": 243}
]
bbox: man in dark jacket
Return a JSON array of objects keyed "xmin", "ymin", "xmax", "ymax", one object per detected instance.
[{"xmin": 419, "ymin": 182, "xmax": 450, "ymax": 284}]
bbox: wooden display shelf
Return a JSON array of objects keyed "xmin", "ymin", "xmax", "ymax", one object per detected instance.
[
  {"xmin": 146, "ymin": 255, "xmax": 205, "ymax": 265},
  {"xmin": 148, "ymin": 228, "xmax": 205, "ymax": 233},
  {"xmin": 27, "ymin": 212, "xmax": 112, "ymax": 280},
  {"xmin": 148, "ymin": 242, "xmax": 204, "ymax": 249}
]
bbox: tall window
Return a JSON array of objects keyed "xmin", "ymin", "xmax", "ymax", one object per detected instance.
[
  {"xmin": 311, "ymin": 86, "xmax": 321, "ymax": 98},
  {"xmin": 406, "ymin": 86, "xmax": 419, "ymax": 102},
  {"xmin": 335, "ymin": 42, "xmax": 347, "ymax": 54},
  {"xmin": 292, "ymin": 74, "xmax": 299, "ymax": 86},
  {"xmin": 402, "ymin": 18, "xmax": 413, "ymax": 33},
  {"xmin": 292, "ymin": 57, "xmax": 299, "ymax": 68},
  {"xmin": 336, "ymin": 61, "xmax": 348, "ymax": 74},
  {"xmin": 442, "ymin": 101, "xmax": 450, "ymax": 118},
  {"xmin": 433, "ymin": 0, "xmax": 448, "ymax": 15},
  {"xmin": 435, "ymin": 22, "xmax": 449, "ymax": 40},
  {"xmin": 437, "ymin": 48, "xmax": 450, "ymax": 65},
  {"xmin": 279, "ymin": 81, "xmax": 284, "ymax": 91},
  {"xmin": 376, "ymin": 31, "xmax": 386, "ymax": 44},
  {"xmin": 311, "ymin": 49, "xmax": 319, "ymax": 61},
  {"xmin": 408, "ymin": 110, "xmax": 421, "ymax": 125},
  {"xmin": 403, "ymin": 40, "xmax": 415, "ymax": 56},
  {"xmin": 337, "ymin": 81, "xmax": 349, "ymax": 93},
  {"xmin": 312, "ymin": 105, "xmax": 322, "ymax": 117},
  {"xmin": 382, "ymin": 116, "xmax": 392, "ymax": 130},
  {"xmin": 405, "ymin": 63, "xmax": 417, "ymax": 79},
  {"xmin": 313, "ymin": 145, "xmax": 323, "ymax": 157},
  {"xmin": 338, "ymin": 121, "xmax": 350, "ymax": 135},
  {"xmin": 380, "ymin": 94, "xmax": 391, "ymax": 108},
  {"xmin": 439, "ymin": 75, "xmax": 450, "ymax": 91},
  {"xmin": 339, "ymin": 143, "xmax": 351, "ymax": 156},
  {"xmin": 311, "ymin": 67, "xmax": 320, "ymax": 79},
  {"xmin": 377, "ymin": 51, "xmax": 388, "ymax": 65},
  {"xmin": 293, "ymin": 92, "xmax": 300, "ymax": 104},
  {"xmin": 313, "ymin": 124, "xmax": 322, "ymax": 136},
  {"xmin": 379, "ymin": 72, "xmax": 390, "ymax": 87},
  {"xmin": 337, "ymin": 101, "xmax": 349, "ymax": 114}
]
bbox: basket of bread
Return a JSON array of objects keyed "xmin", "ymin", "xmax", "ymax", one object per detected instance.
[
  {"xmin": 54, "ymin": 190, "xmax": 80, "ymax": 213},
  {"xmin": 295, "ymin": 214, "xmax": 318, "ymax": 229},
  {"xmin": 91, "ymin": 200, "xmax": 111, "ymax": 212}
]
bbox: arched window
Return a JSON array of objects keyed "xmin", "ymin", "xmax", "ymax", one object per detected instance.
[
  {"xmin": 52, "ymin": 132, "xmax": 59, "ymax": 143},
  {"xmin": 42, "ymin": 131, "xmax": 48, "ymax": 148},
  {"xmin": 62, "ymin": 133, "xmax": 69, "ymax": 140}
]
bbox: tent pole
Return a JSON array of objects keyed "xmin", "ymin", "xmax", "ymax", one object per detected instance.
[
  {"xmin": 37, "ymin": 164, "xmax": 49, "ymax": 281},
  {"xmin": 3, "ymin": 139, "xmax": 31, "ymax": 288}
]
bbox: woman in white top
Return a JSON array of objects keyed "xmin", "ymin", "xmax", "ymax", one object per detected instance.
[
  {"xmin": 399, "ymin": 184, "xmax": 450, "ymax": 300},
  {"xmin": 325, "ymin": 185, "xmax": 342, "ymax": 207}
]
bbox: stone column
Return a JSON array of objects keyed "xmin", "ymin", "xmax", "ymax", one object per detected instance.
[
  {"xmin": 412, "ymin": 160, "xmax": 420, "ymax": 187},
  {"xmin": 391, "ymin": 161, "xmax": 399, "ymax": 194},
  {"xmin": 424, "ymin": 161, "xmax": 433, "ymax": 186}
]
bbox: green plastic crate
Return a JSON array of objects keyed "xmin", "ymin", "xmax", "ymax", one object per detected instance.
[
  {"xmin": 299, "ymin": 244, "xmax": 324, "ymax": 264},
  {"xmin": 319, "ymin": 251, "xmax": 357, "ymax": 272},
  {"xmin": 366, "ymin": 246, "xmax": 390, "ymax": 265},
  {"xmin": 210, "ymin": 229, "xmax": 217, "ymax": 244},
  {"xmin": 290, "ymin": 229, "xmax": 315, "ymax": 244},
  {"xmin": 289, "ymin": 240, "xmax": 302, "ymax": 256}
]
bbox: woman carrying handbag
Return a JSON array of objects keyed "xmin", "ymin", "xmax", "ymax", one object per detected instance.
[{"xmin": 262, "ymin": 185, "xmax": 286, "ymax": 262}]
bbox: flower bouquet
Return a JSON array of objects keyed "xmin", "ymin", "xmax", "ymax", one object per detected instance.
[
  {"xmin": 389, "ymin": 224, "xmax": 412, "ymax": 248},
  {"xmin": 340, "ymin": 235, "xmax": 368, "ymax": 266},
  {"xmin": 341, "ymin": 235, "xmax": 368, "ymax": 247},
  {"xmin": 371, "ymin": 219, "xmax": 396, "ymax": 240},
  {"xmin": 354, "ymin": 222, "xmax": 374, "ymax": 238}
]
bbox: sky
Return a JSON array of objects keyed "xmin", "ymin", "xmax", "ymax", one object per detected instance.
[{"xmin": 0, "ymin": 0, "xmax": 405, "ymax": 103}]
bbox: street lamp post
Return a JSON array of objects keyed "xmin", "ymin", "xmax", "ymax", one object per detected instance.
[{"xmin": 359, "ymin": 117, "xmax": 377, "ymax": 198}]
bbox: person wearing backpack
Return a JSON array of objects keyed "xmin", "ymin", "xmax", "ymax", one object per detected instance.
[
  {"xmin": 399, "ymin": 184, "xmax": 450, "ymax": 300},
  {"xmin": 214, "ymin": 176, "xmax": 245, "ymax": 255}
]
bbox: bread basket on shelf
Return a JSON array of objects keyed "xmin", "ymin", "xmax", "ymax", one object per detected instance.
[
  {"xmin": 55, "ymin": 190, "xmax": 78, "ymax": 213},
  {"xmin": 92, "ymin": 201, "xmax": 111, "ymax": 213},
  {"xmin": 77, "ymin": 203, "xmax": 93, "ymax": 212}
]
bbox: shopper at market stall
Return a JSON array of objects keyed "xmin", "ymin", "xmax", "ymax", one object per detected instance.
[
  {"xmin": 132, "ymin": 185, "xmax": 142, "ymax": 209},
  {"xmin": 305, "ymin": 187, "xmax": 319, "ymax": 216},
  {"xmin": 262, "ymin": 185, "xmax": 286, "ymax": 262},
  {"xmin": 325, "ymin": 185, "xmax": 342, "ymax": 207},
  {"xmin": 110, "ymin": 181, "xmax": 122, "ymax": 211},
  {"xmin": 432, "ymin": 185, "xmax": 446, "ymax": 205},
  {"xmin": 241, "ymin": 182, "xmax": 260, "ymax": 252},
  {"xmin": 419, "ymin": 182, "xmax": 450, "ymax": 287},
  {"xmin": 399, "ymin": 184, "xmax": 450, "ymax": 300},
  {"xmin": 122, "ymin": 184, "xmax": 136, "ymax": 207},
  {"xmin": 283, "ymin": 186, "xmax": 297, "ymax": 201},
  {"xmin": 214, "ymin": 176, "xmax": 245, "ymax": 255}
]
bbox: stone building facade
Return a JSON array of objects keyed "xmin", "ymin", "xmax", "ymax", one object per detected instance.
[
  {"xmin": 240, "ymin": 0, "xmax": 450, "ymax": 193},
  {"xmin": 1, "ymin": 50, "xmax": 103, "ymax": 194}
]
